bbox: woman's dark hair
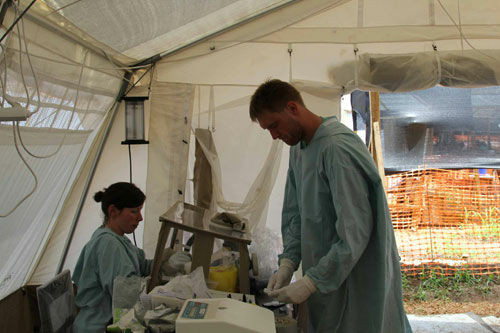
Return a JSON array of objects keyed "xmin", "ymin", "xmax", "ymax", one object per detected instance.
[{"xmin": 94, "ymin": 182, "xmax": 146, "ymax": 223}]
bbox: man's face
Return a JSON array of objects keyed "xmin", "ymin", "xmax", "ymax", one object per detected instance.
[{"xmin": 257, "ymin": 106, "xmax": 303, "ymax": 146}]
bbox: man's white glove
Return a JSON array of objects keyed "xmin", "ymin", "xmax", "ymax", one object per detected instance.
[
  {"xmin": 267, "ymin": 258, "xmax": 296, "ymax": 291},
  {"xmin": 266, "ymin": 275, "xmax": 317, "ymax": 304}
]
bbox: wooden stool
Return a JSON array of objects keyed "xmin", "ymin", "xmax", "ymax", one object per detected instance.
[{"xmin": 148, "ymin": 202, "xmax": 252, "ymax": 294}]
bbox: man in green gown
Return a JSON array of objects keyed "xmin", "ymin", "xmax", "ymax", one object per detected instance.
[{"xmin": 250, "ymin": 79, "xmax": 412, "ymax": 333}]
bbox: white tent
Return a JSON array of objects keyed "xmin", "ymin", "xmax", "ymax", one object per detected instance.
[{"xmin": 1, "ymin": 0, "xmax": 500, "ymax": 305}]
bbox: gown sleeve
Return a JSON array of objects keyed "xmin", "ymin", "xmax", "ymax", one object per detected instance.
[{"xmin": 278, "ymin": 156, "xmax": 302, "ymax": 268}]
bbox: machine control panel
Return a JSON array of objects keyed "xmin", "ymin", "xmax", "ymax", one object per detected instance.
[{"xmin": 181, "ymin": 301, "xmax": 208, "ymax": 319}]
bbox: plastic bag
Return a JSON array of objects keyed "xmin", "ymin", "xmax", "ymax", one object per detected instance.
[
  {"xmin": 211, "ymin": 246, "xmax": 238, "ymax": 266},
  {"xmin": 143, "ymin": 304, "xmax": 178, "ymax": 333},
  {"xmin": 249, "ymin": 226, "xmax": 282, "ymax": 280},
  {"xmin": 141, "ymin": 266, "xmax": 211, "ymax": 310},
  {"xmin": 168, "ymin": 251, "xmax": 192, "ymax": 272},
  {"xmin": 107, "ymin": 304, "xmax": 146, "ymax": 333},
  {"xmin": 112, "ymin": 275, "xmax": 148, "ymax": 323}
]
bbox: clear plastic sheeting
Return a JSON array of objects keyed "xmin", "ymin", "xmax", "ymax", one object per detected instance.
[
  {"xmin": 0, "ymin": 12, "xmax": 122, "ymax": 300},
  {"xmin": 380, "ymin": 86, "xmax": 500, "ymax": 171},
  {"xmin": 249, "ymin": 226, "xmax": 282, "ymax": 281},
  {"xmin": 330, "ymin": 50, "xmax": 500, "ymax": 94}
]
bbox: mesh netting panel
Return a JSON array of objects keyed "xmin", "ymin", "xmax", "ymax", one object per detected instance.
[{"xmin": 387, "ymin": 168, "xmax": 500, "ymax": 276}]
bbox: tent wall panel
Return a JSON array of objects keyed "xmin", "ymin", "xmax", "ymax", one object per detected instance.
[
  {"xmin": 143, "ymin": 81, "xmax": 194, "ymax": 256},
  {"xmin": 0, "ymin": 12, "xmax": 123, "ymax": 299},
  {"xmin": 29, "ymin": 101, "xmax": 151, "ymax": 285}
]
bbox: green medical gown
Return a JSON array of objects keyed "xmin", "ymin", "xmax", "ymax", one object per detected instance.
[
  {"xmin": 72, "ymin": 227, "xmax": 152, "ymax": 333},
  {"xmin": 279, "ymin": 117, "xmax": 411, "ymax": 332}
]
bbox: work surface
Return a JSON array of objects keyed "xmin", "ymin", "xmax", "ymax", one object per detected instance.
[
  {"xmin": 159, "ymin": 202, "xmax": 252, "ymax": 244},
  {"xmin": 149, "ymin": 202, "xmax": 252, "ymax": 294}
]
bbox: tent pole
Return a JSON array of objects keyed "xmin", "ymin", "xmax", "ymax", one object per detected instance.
[
  {"xmin": 0, "ymin": 0, "xmax": 12, "ymax": 26},
  {"xmin": 56, "ymin": 72, "xmax": 133, "ymax": 274}
]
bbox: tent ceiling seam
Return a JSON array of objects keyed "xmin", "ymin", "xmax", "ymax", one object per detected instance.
[
  {"xmin": 154, "ymin": 0, "xmax": 300, "ymax": 62},
  {"xmin": 20, "ymin": 10, "xmax": 128, "ymax": 69}
]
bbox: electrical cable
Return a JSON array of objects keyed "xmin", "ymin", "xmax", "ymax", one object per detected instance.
[
  {"xmin": 0, "ymin": 0, "xmax": 36, "ymax": 44},
  {"xmin": 19, "ymin": 6, "xmax": 40, "ymax": 116},
  {"xmin": 457, "ymin": 0, "xmax": 464, "ymax": 53},
  {"xmin": 44, "ymin": 0, "xmax": 83, "ymax": 17},
  {"xmin": 0, "ymin": 121, "xmax": 38, "ymax": 217},
  {"xmin": 0, "ymin": 45, "xmax": 24, "ymax": 109},
  {"xmin": 5, "ymin": 46, "xmax": 147, "ymax": 79},
  {"xmin": 15, "ymin": 16, "xmax": 30, "ymax": 112},
  {"xmin": 127, "ymin": 143, "xmax": 138, "ymax": 246},
  {"xmin": 16, "ymin": 50, "xmax": 88, "ymax": 159},
  {"xmin": 0, "ymin": 48, "xmax": 87, "ymax": 216},
  {"xmin": 7, "ymin": 47, "xmax": 151, "ymax": 71},
  {"xmin": 437, "ymin": 0, "xmax": 500, "ymax": 64},
  {"xmin": 128, "ymin": 144, "xmax": 132, "ymax": 183},
  {"xmin": 0, "ymin": 45, "xmax": 7, "ymax": 108},
  {"xmin": 147, "ymin": 57, "xmax": 153, "ymax": 98}
]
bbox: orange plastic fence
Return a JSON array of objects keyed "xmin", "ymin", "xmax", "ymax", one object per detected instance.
[{"xmin": 386, "ymin": 168, "xmax": 500, "ymax": 276}]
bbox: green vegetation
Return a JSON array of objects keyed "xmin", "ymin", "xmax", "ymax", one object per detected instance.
[
  {"xmin": 464, "ymin": 207, "xmax": 500, "ymax": 224},
  {"xmin": 402, "ymin": 269, "xmax": 499, "ymax": 302},
  {"xmin": 463, "ymin": 207, "xmax": 500, "ymax": 241}
]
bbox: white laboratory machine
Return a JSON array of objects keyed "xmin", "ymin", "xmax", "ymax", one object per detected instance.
[{"xmin": 175, "ymin": 298, "xmax": 275, "ymax": 333}]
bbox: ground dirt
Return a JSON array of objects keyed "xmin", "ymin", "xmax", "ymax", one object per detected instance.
[{"xmin": 403, "ymin": 276, "xmax": 500, "ymax": 316}]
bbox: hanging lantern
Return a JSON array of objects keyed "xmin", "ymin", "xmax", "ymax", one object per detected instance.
[{"xmin": 122, "ymin": 97, "xmax": 149, "ymax": 145}]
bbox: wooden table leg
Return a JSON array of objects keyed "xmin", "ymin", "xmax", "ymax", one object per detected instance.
[
  {"xmin": 238, "ymin": 242, "xmax": 250, "ymax": 294},
  {"xmin": 191, "ymin": 233, "xmax": 214, "ymax": 279},
  {"xmin": 147, "ymin": 223, "xmax": 171, "ymax": 293},
  {"xmin": 169, "ymin": 228, "xmax": 178, "ymax": 249}
]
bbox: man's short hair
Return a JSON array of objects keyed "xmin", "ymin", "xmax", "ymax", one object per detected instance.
[{"xmin": 249, "ymin": 79, "xmax": 304, "ymax": 121}]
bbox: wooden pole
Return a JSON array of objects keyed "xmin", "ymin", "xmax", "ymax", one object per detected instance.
[
  {"xmin": 370, "ymin": 92, "xmax": 380, "ymax": 151},
  {"xmin": 369, "ymin": 92, "xmax": 386, "ymax": 188}
]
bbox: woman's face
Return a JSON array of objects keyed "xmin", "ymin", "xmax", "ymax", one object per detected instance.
[{"xmin": 109, "ymin": 204, "xmax": 144, "ymax": 236}]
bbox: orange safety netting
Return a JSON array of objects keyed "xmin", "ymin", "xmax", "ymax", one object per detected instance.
[{"xmin": 386, "ymin": 168, "xmax": 500, "ymax": 276}]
